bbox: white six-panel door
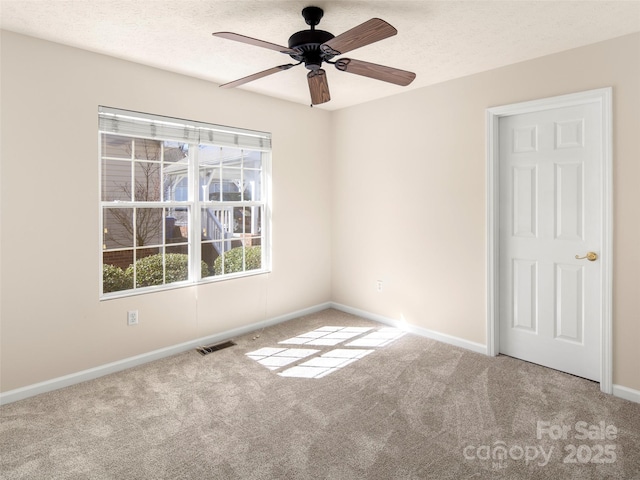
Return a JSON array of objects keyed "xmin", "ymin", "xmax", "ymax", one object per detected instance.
[{"xmin": 498, "ymin": 102, "xmax": 602, "ymax": 381}]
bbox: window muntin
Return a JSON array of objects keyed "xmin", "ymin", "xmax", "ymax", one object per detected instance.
[
  {"xmin": 198, "ymin": 146, "xmax": 264, "ymax": 279},
  {"xmin": 99, "ymin": 107, "xmax": 271, "ymax": 298}
]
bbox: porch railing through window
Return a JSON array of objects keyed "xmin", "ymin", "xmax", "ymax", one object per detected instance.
[{"xmin": 203, "ymin": 208, "xmax": 233, "ymax": 255}]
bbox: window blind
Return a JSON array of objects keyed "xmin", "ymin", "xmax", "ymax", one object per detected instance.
[{"xmin": 98, "ymin": 106, "xmax": 272, "ymax": 151}]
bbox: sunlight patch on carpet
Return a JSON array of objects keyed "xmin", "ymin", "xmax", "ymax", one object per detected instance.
[
  {"xmin": 345, "ymin": 327, "xmax": 406, "ymax": 347},
  {"xmin": 246, "ymin": 347, "xmax": 320, "ymax": 370},
  {"xmin": 278, "ymin": 326, "xmax": 373, "ymax": 346},
  {"xmin": 245, "ymin": 326, "xmax": 406, "ymax": 377},
  {"xmin": 278, "ymin": 349, "xmax": 374, "ymax": 378}
]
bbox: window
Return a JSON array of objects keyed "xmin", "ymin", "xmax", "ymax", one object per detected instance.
[{"xmin": 99, "ymin": 106, "xmax": 271, "ymax": 298}]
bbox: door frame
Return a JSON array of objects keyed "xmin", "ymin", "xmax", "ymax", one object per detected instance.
[{"xmin": 485, "ymin": 88, "xmax": 613, "ymax": 394}]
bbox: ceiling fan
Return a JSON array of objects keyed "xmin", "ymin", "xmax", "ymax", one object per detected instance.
[{"xmin": 212, "ymin": 6, "xmax": 416, "ymax": 105}]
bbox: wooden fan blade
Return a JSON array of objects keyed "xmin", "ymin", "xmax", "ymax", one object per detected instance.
[
  {"xmin": 220, "ymin": 64, "xmax": 297, "ymax": 89},
  {"xmin": 307, "ymin": 69, "xmax": 331, "ymax": 105},
  {"xmin": 320, "ymin": 18, "xmax": 396, "ymax": 56},
  {"xmin": 335, "ymin": 58, "xmax": 416, "ymax": 86},
  {"xmin": 213, "ymin": 32, "xmax": 298, "ymax": 55}
]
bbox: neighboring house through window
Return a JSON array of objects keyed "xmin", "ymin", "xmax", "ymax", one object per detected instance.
[{"xmin": 99, "ymin": 106, "xmax": 271, "ymax": 298}]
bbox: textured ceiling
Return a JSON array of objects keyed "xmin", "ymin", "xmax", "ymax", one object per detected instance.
[{"xmin": 1, "ymin": 0, "xmax": 639, "ymax": 110}]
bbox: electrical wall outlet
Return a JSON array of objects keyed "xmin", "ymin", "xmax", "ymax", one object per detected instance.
[
  {"xmin": 127, "ymin": 310, "xmax": 139, "ymax": 326},
  {"xmin": 376, "ymin": 280, "xmax": 383, "ymax": 292}
]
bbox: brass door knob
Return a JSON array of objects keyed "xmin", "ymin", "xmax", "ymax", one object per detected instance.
[{"xmin": 575, "ymin": 252, "xmax": 598, "ymax": 261}]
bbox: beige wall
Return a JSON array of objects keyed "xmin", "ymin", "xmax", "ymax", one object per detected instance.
[
  {"xmin": 1, "ymin": 31, "xmax": 639, "ymax": 395},
  {"xmin": 0, "ymin": 31, "xmax": 332, "ymax": 392},
  {"xmin": 331, "ymin": 33, "xmax": 640, "ymax": 391}
]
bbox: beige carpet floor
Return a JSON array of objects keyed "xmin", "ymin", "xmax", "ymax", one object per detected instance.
[{"xmin": 1, "ymin": 308, "xmax": 639, "ymax": 479}]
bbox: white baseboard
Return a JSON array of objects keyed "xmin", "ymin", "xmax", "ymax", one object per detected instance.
[
  {"xmin": 0, "ymin": 302, "xmax": 331, "ymax": 405},
  {"xmin": 330, "ymin": 302, "xmax": 488, "ymax": 355},
  {"xmin": 612, "ymin": 384, "xmax": 640, "ymax": 404},
  {"xmin": 331, "ymin": 303, "xmax": 640, "ymax": 404},
  {"xmin": 4, "ymin": 301, "xmax": 637, "ymax": 406},
  {"xmin": 332, "ymin": 303, "xmax": 640, "ymax": 404}
]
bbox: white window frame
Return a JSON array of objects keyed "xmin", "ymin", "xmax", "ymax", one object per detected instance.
[{"xmin": 99, "ymin": 106, "xmax": 272, "ymax": 299}]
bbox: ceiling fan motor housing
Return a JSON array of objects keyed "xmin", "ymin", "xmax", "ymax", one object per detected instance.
[{"xmin": 288, "ymin": 29, "xmax": 335, "ymax": 70}]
